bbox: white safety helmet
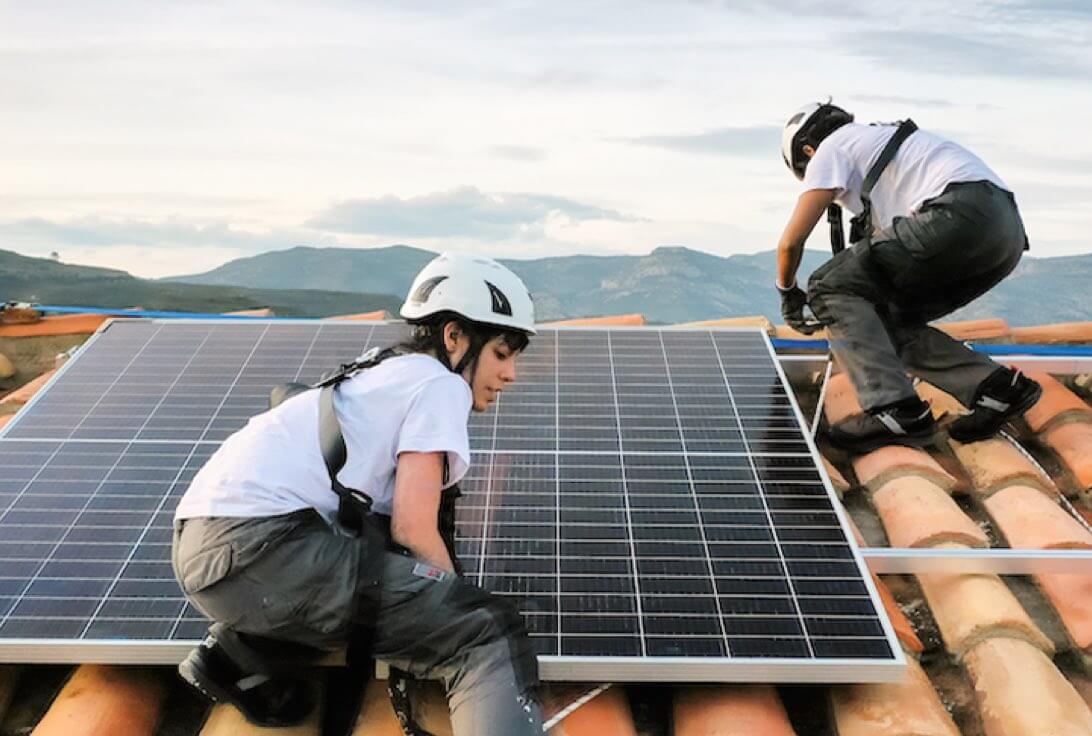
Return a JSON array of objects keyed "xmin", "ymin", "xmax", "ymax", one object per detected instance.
[
  {"xmin": 781, "ymin": 101, "xmax": 854, "ymax": 180},
  {"xmin": 400, "ymin": 251, "xmax": 536, "ymax": 335}
]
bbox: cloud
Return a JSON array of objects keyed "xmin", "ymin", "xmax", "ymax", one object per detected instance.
[
  {"xmin": 0, "ymin": 216, "xmax": 331, "ymax": 251},
  {"xmin": 994, "ymin": 1, "xmax": 1092, "ymax": 19},
  {"xmin": 840, "ymin": 30, "xmax": 1092, "ymax": 79},
  {"xmin": 691, "ymin": 0, "xmax": 866, "ymax": 17},
  {"xmin": 850, "ymin": 94, "xmax": 956, "ymax": 109},
  {"xmin": 306, "ymin": 186, "xmax": 637, "ymax": 239},
  {"xmin": 487, "ymin": 145, "xmax": 548, "ymax": 161},
  {"xmin": 621, "ymin": 126, "xmax": 780, "ymax": 157}
]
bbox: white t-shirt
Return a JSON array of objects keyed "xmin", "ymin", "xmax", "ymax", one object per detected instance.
[
  {"xmin": 803, "ymin": 123, "xmax": 1008, "ymax": 231},
  {"xmin": 175, "ymin": 353, "xmax": 472, "ymax": 527}
]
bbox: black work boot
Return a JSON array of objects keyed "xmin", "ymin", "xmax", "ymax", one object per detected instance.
[
  {"xmin": 827, "ymin": 397, "xmax": 936, "ymax": 454},
  {"xmin": 178, "ymin": 635, "xmax": 314, "ymax": 727},
  {"xmin": 948, "ymin": 368, "xmax": 1042, "ymax": 443}
]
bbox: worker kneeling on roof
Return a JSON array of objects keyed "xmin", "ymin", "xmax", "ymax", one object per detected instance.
[
  {"xmin": 776, "ymin": 101, "xmax": 1041, "ymax": 453},
  {"xmin": 172, "ymin": 252, "xmax": 543, "ymax": 735}
]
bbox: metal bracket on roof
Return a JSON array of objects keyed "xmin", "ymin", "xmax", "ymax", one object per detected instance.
[
  {"xmin": 811, "ymin": 360, "xmax": 834, "ymax": 438},
  {"xmin": 860, "ymin": 547, "xmax": 1092, "ymax": 575}
]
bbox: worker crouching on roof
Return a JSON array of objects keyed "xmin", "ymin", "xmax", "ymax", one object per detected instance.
[
  {"xmin": 776, "ymin": 102, "xmax": 1041, "ymax": 453},
  {"xmin": 172, "ymin": 252, "xmax": 543, "ymax": 735}
]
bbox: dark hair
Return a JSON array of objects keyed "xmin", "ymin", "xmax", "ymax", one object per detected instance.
[
  {"xmin": 395, "ymin": 311, "xmax": 530, "ymax": 373},
  {"xmin": 793, "ymin": 104, "xmax": 854, "ymax": 165}
]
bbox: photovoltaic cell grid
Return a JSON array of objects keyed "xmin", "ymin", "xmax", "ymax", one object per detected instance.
[{"xmin": 0, "ymin": 320, "xmax": 902, "ymax": 680}]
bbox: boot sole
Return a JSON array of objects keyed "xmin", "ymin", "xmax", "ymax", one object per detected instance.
[
  {"xmin": 948, "ymin": 381, "xmax": 1044, "ymax": 443},
  {"xmin": 177, "ymin": 654, "xmax": 228, "ymax": 707}
]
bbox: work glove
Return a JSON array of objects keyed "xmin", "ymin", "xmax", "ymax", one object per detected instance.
[{"xmin": 778, "ymin": 283, "xmax": 822, "ymax": 335}]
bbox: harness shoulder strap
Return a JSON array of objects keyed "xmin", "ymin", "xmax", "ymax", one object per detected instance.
[
  {"xmin": 862, "ymin": 119, "xmax": 918, "ymax": 202},
  {"xmin": 314, "ymin": 347, "xmax": 403, "ymax": 533},
  {"xmin": 847, "ymin": 119, "xmax": 918, "ymax": 246}
]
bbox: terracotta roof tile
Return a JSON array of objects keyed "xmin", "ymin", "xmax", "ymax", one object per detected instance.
[
  {"xmin": 680, "ymin": 316, "xmax": 773, "ymax": 333},
  {"xmin": 831, "ymin": 656, "xmax": 959, "ymax": 736},
  {"xmin": 550, "ymin": 684, "xmax": 637, "ymax": 736},
  {"xmin": 874, "ymin": 574, "xmax": 925, "ymax": 654},
  {"xmin": 773, "ymin": 323, "xmax": 827, "ymax": 340},
  {"xmin": 872, "ymin": 476, "xmax": 988, "ymax": 548},
  {"xmin": 822, "ymin": 372, "xmax": 862, "ymax": 426},
  {"xmin": 949, "ymin": 437, "xmax": 1057, "ymax": 497},
  {"xmin": 0, "ymin": 313, "xmax": 108, "ymax": 338},
  {"xmin": 982, "ymin": 485, "xmax": 1092, "ymax": 550},
  {"xmin": 0, "ymin": 368, "xmax": 57, "ymax": 405},
  {"xmin": 541, "ymin": 314, "xmax": 646, "ymax": 327},
  {"xmin": 916, "ymin": 381, "xmax": 967, "ymax": 420},
  {"xmin": 963, "ymin": 637, "xmax": 1092, "ymax": 736},
  {"xmin": 328, "ymin": 310, "xmax": 392, "ymax": 321},
  {"xmin": 1036, "ymin": 573, "xmax": 1092, "ymax": 653},
  {"xmin": 673, "ymin": 685, "xmax": 796, "ymax": 736},
  {"xmin": 935, "ymin": 318, "xmax": 1010, "ymax": 341},
  {"xmin": 1010, "ymin": 322, "xmax": 1092, "ymax": 344},
  {"xmin": 821, "ymin": 456, "xmax": 850, "ymax": 497},
  {"xmin": 31, "ymin": 665, "xmax": 166, "ymax": 736},
  {"xmin": 917, "ymin": 544, "xmax": 1054, "ymax": 658},
  {"xmin": 1023, "ymin": 372, "xmax": 1092, "ymax": 433},
  {"xmin": 852, "ymin": 446, "xmax": 959, "ymax": 494},
  {"xmin": 1042, "ymin": 421, "xmax": 1092, "ymax": 494}
]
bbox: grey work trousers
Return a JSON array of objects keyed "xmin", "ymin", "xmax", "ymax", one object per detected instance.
[
  {"xmin": 172, "ymin": 510, "xmax": 543, "ymax": 736},
  {"xmin": 807, "ymin": 180, "xmax": 1028, "ymax": 411}
]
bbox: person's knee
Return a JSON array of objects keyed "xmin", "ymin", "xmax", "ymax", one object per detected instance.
[
  {"xmin": 440, "ymin": 584, "xmax": 539, "ymax": 696},
  {"xmin": 444, "ymin": 585, "xmax": 530, "ymax": 652}
]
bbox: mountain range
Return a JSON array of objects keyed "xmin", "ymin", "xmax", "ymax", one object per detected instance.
[
  {"xmin": 164, "ymin": 244, "xmax": 1092, "ymax": 326},
  {"xmin": 0, "ymin": 248, "xmax": 400, "ymax": 317},
  {"xmin": 2, "ymin": 244, "xmax": 1087, "ymax": 325}
]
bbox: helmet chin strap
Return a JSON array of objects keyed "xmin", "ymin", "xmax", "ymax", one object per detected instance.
[
  {"xmin": 451, "ymin": 333, "xmax": 485, "ymax": 377},
  {"xmin": 438, "ymin": 328, "xmax": 485, "ymax": 380}
]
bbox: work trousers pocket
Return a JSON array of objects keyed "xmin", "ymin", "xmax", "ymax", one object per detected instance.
[
  {"xmin": 177, "ymin": 542, "xmax": 234, "ymax": 595},
  {"xmin": 172, "ymin": 511, "xmax": 322, "ymax": 626}
]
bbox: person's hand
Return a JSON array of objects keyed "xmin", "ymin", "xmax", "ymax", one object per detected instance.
[{"xmin": 778, "ymin": 283, "xmax": 822, "ymax": 335}]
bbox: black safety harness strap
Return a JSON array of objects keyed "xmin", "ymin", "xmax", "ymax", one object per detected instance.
[
  {"xmin": 829, "ymin": 119, "xmax": 918, "ymax": 252},
  {"xmin": 312, "ymin": 347, "xmax": 401, "ymax": 534},
  {"xmin": 848, "ymin": 119, "xmax": 918, "ymax": 247},
  {"xmin": 273, "ymin": 346, "xmax": 469, "ymax": 736},
  {"xmin": 827, "ymin": 204, "xmax": 846, "ymax": 254}
]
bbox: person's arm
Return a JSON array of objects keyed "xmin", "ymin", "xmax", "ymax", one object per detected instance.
[
  {"xmin": 390, "ymin": 450, "xmax": 454, "ymax": 572},
  {"xmin": 776, "ymin": 188, "xmax": 837, "ymax": 288}
]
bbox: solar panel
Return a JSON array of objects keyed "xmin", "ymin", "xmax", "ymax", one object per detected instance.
[{"xmin": 0, "ymin": 319, "xmax": 904, "ymax": 681}]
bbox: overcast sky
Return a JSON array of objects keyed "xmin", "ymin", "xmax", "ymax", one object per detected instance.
[{"xmin": 2, "ymin": 0, "xmax": 1091, "ymax": 277}]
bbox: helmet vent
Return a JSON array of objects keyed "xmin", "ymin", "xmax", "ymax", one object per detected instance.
[
  {"xmin": 485, "ymin": 281, "xmax": 513, "ymax": 316},
  {"xmin": 410, "ymin": 275, "xmax": 448, "ymax": 304}
]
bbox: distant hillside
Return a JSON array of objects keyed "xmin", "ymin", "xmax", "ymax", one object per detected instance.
[
  {"xmin": 166, "ymin": 245, "xmax": 832, "ymax": 323},
  {"xmin": 166, "ymin": 244, "xmax": 1091, "ymax": 326},
  {"xmin": 0, "ymin": 249, "xmax": 401, "ymax": 318}
]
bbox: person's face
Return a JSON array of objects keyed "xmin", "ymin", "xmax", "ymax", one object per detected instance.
[
  {"xmin": 465, "ymin": 336, "xmax": 519, "ymax": 412},
  {"xmin": 442, "ymin": 324, "xmax": 520, "ymax": 411}
]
